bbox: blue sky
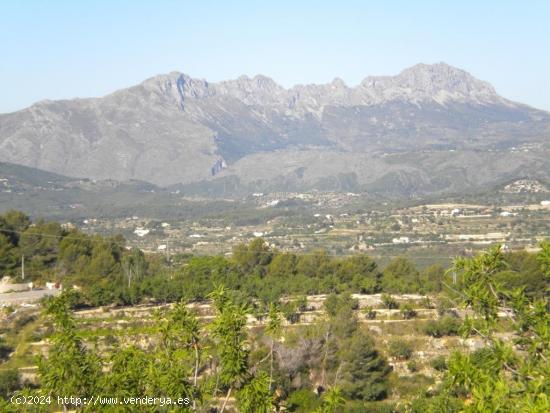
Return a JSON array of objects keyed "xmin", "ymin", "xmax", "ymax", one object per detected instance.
[{"xmin": 1, "ymin": 0, "xmax": 549, "ymax": 113}]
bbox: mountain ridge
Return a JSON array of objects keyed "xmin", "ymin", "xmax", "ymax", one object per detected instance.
[
  {"xmin": 131, "ymin": 62, "xmax": 518, "ymax": 112},
  {"xmin": 10, "ymin": 62, "xmax": 548, "ymax": 118},
  {"xmin": 1, "ymin": 62, "xmax": 549, "ymax": 195}
]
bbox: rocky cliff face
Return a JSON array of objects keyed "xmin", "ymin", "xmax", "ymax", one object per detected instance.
[{"xmin": 1, "ymin": 63, "xmax": 549, "ymax": 196}]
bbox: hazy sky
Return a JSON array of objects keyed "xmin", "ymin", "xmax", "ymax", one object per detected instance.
[{"xmin": 1, "ymin": 0, "xmax": 549, "ymax": 113}]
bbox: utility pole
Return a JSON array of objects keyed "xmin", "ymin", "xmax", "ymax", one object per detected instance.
[{"xmin": 21, "ymin": 255, "xmax": 25, "ymax": 280}]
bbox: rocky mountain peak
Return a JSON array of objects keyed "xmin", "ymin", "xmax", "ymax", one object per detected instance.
[
  {"xmin": 398, "ymin": 62, "xmax": 497, "ymax": 95},
  {"xmin": 356, "ymin": 62, "xmax": 503, "ymax": 105},
  {"xmin": 127, "ymin": 71, "xmax": 213, "ymax": 109}
]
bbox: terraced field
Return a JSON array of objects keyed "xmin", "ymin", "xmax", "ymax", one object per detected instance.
[{"xmin": 1, "ymin": 292, "xmax": 514, "ymax": 407}]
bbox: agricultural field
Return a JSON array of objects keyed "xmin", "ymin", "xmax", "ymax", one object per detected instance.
[{"xmin": 0, "ymin": 290, "xmax": 519, "ymax": 412}]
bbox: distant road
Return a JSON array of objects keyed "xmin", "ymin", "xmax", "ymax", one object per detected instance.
[{"xmin": 0, "ymin": 289, "xmax": 61, "ymax": 305}]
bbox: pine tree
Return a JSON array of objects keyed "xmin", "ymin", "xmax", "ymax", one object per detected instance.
[
  {"xmin": 237, "ymin": 372, "xmax": 274, "ymax": 413},
  {"xmin": 208, "ymin": 285, "xmax": 250, "ymax": 412},
  {"xmin": 265, "ymin": 303, "xmax": 282, "ymax": 392},
  {"xmin": 37, "ymin": 291, "xmax": 102, "ymax": 412},
  {"xmin": 339, "ymin": 331, "xmax": 392, "ymax": 401}
]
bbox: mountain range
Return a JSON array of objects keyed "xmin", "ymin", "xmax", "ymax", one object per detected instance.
[{"xmin": 1, "ymin": 62, "xmax": 549, "ymax": 197}]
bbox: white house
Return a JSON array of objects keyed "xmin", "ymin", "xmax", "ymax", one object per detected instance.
[{"xmin": 134, "ymin": 227, "xmax": 150, "ymax": 237}]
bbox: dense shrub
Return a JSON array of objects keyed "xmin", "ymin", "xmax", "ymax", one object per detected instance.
[
  {"xmin": 381, "ymin": 257, "xmax": 421, "ymax": 293},
  {"xmin": 0, "ymin": 337, "xmax": 13, "ymax": 361},
  {"xmin": 400, "ymin": 303, "xmax": 417, "ymax": 319},
  {"xmin": 324, "ymin": 293, "xmax": 358, "ymax": 318},
  {"xmin": 423, "ymin": 316, "xmax": 460, "ymax": 337},
  {"xmin": 363, "ymin": 306, "xmax": 377, "ymax": 320},
  {"xmin": 381, "ymin": 294, "xmax": 399, "ymax": 309},
  {"xmin": 281, "ymin": 301, "xmax": 300, "ymax": 324},
  {"xmin": 286, "ymin": 389, "xmax": 320, "ymax": 412},
  {"xmin": 389, "ymin": 339, "xmax": 413, "ymax": 360},
  {"xmin": 430, "ymin": 355, "xmax": 447, "ymax": 371},
  {"xmin": 410, "ymin": 394, "xmax": 463, "ymax": 413},
  {"xmin": 0, "ymin": 369, "xmax": 20, "ymax": 398}
]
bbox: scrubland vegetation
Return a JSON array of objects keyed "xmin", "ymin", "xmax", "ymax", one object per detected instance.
[{"xmin": 0, "ymin": 210, "xmax": 548, "ymax": 412}]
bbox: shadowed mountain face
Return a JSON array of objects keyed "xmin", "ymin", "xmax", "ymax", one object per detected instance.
[{"xmin": 1, "ymin": 63, "xmax": 549, "ymax": 197}]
